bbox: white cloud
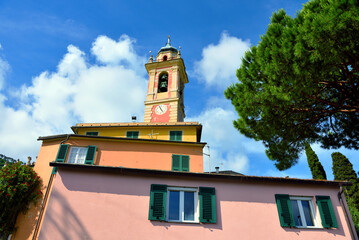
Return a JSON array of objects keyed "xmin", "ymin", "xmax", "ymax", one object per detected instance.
[
  {"xmin": 0, "ymin": 55, "xmax": 10, "ymax": 90},
  {"xmin": 194, "ymin": 32, "xmax": 251, "ymax": 89},
  {"xmin": 188, "ymin": 106, "xmax": 264, "ymax": 174},
  {"xmin": 0, "ymin": 35, "xmax": 147, "ymax": 161},
  {"xmin": 91, "ymin": 35, "xmax": 146, "ymax": 74}
]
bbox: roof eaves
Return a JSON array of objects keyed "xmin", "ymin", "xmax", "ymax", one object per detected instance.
[
  {"xmin": 50, "ymin": 162, "xmax": 351, "ymax": 187},
  {"xmin": 38, "ymin": 134, "xmax": 207, "ymax": 146}
]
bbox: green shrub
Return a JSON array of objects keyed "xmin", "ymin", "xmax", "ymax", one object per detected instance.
[{"xmin": 0, "ymin": 162, "xmax": 42, "ymax": 238}]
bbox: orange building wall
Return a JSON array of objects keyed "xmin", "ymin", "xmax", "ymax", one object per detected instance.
[
  {"xmin": 65, "ymin": 138, "xmax": 203, "ymax": 172},
  {"xmin": 13, "ymin": 141, "xmax": 62, "ymax": 240}
]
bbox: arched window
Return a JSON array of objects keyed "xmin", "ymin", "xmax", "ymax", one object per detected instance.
[
  {"xmin": 163, "ymin": 55, "xmax": 168, "ymax": 61},
  {"xmin": 158, "ymin": 72, "xmax": 168, "ymax": 93}
]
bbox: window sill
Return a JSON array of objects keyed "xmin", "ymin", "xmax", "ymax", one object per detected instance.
[
  {"xmin": 167, "ymin": 220, "xmax": 199, "ymax": 224},
  {"xmin": 150, "ymin": 220, "xmax": 200, "ymax": 224},
  {"xmin": 285, "ymin": 226, "xmax": 324, "ymax": 229}
]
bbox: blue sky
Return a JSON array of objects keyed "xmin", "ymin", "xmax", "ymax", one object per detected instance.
[{"xmin": 0, "ymin": 0, "xmax": 357, "ymax": 179}]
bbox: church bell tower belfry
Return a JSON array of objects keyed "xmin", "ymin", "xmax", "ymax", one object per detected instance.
[{"xmin": 144, "ymin": 36, "xmax": 188, "ymax": 123}]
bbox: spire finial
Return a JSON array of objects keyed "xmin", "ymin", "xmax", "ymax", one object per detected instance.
[
  {"xmin": 149, "ymin": 50, "xmax": 153, "ymax": 63},
  {"xmin": 168, "ymin": 35, "xmax": 171, "ymax": 44}
]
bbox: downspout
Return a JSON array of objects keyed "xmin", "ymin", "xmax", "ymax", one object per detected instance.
[
  {"xmin": 32, "ymin": 134, "xmax": 71, "ymax": 239},
  {"xmin": 338, "ymin": 185, "xmax": 358, "ymax": 240}
]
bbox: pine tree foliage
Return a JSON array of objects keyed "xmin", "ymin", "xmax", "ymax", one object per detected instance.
[
  {"xmin": 304, "ymin": 143, "xmax": 326, "ymax": 180},
  {"xmin": 225, "ymin": 0, "xmax": 359, "ymax": 170}
]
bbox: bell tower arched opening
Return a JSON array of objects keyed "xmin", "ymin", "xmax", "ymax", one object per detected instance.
[{"xmin": 158, "ymin": 72, "xmax": 168, "ymax": 93}]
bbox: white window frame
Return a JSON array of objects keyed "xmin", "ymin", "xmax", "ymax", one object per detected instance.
[
  {"xmin": 67, "ymin": 146, "xmax": 87, "ymax": 164},
  {"xmin": 289, "ymin": 196, "xmax": 318, "ymax": 228},
  {"xmin": 166, "ymin": 187, "xmax": 199, "ymax": 223}
]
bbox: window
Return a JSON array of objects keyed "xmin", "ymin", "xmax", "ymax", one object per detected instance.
[
  {"xmin": 167, "ymin": 187, "xmax": 198, "ymax": 222},
  {"xmin": 68, "ymin": 147, "xmax": 88, "ymax": 164},
  {"xmin": 126, "ymin": 131, "xmax": 139, "ymax": 139},
  {"xmin": 86, "ymin": 132, "xmax": 98, "ymax": 136},
  {"xmin": 54, "ymin": 144, "xmax": 97, "ymax": 165},
  {"xmin": 290, "ymin": 197, "xmax": 315, "ymax": 227},
  {"xmin": 170, "ymin": 131, "xmax": 182, "ymax": 141},
  {"xmin": 275, "ymin": 194, "xmax": 338, "ymax": 228},
  {"xmin": 148, "ymin": 184, "xmax": 216, "ymax": 223},
  {"xmin": 172, "ymin": 155, "xmax": 189, "ymax": 172}
]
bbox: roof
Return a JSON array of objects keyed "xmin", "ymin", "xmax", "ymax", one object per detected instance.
[
  {"xmin": 207, "ymin": 170, "xmax": 244, "ymax": 175},
  {"xmin": 50, "ymin": 162, "xmax": 351, "ymax": 187},
  {"xmin": 38, "ymin": 134, "xmax": 207, "ymax": 146},
  {"xmin": 158, "ymin": 41, "xmax": 178, "ymax": 54}
]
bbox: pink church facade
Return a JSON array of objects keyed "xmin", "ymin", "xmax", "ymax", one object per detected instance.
[{"xmin": 39, "ymin": 163, "xmax": 357, "ymax": 240}]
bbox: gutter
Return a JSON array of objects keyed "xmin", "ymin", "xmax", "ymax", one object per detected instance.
[
  {"xmin": 38, "ymin": 134, "xmax": 207, "ymax": 146},
  {"xmin": 32, "ymin": 135, "xmax": 71, "ymax": 239},
  {"xmin": 338, "ymin": 186, "xmax": 358, "ymax": 240}
]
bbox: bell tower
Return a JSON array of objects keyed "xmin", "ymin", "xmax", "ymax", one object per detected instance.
[{"xmin": 144, "ymin": 36, "xmax": 188, "ymax": 123}]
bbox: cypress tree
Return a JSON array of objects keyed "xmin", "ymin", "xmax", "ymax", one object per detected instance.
[
  {"xmin": 332, "ymin": 152, "xmax": 358, "ymax": 199},
  {"xmin": 332, "ymin": 152, "xmax": 359, "ymax": 235},
  {"xmin": 304, "ymin": 143, "xmax": 327, "ymax": 180},
  {"xmin": 332, "ymin": 152, "xmax": 357, "ymax": 183}
]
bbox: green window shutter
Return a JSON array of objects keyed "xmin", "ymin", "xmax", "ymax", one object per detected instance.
[
  {"xmin": 181, "ymin": 155, "xmax": 190, "ymax": 172},
  {"xmin": 170, "ymin": 131, "xmax": 182, "ymax": 141},
  {"xmin": 53, "ymin": 144, "xmax": 69, "ymax": 174},
  {"xmin": 316, "ymin": 196, "xmax": 338, "ymax": 228},
  {"xmin": 84, "ymin": 146, "xmax": 97, "ymax": 165},
  {"xmin": 56, "ymin": 144, "xmax": 69, "ymax": 162},
  {"xmin": 149, "ymin": 184, "xmax": 167, "ymax": 221},
  {"xmin": 172, "ymin": 155, "xmax": 181, "ymax": 171},
  {"xmin": 127, "ymin": 131, "xmax": 139, "ymax": 139},
  {"xmin": 199, "ymin": 187, "xmax": 216, "ymax": 223},
  {"xmin": 275, "ymin": 194, "xmax": 295, "ymax": 227},
  {"xmin": 86, "ymin": 132, "xmax": 98, "ymax": 136}
]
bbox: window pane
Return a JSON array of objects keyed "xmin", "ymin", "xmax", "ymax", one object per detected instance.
[
  {"xmin": 184, "ymin": 192, "xmax": 194, "ymax": 221},
  {"xmin": 301, "ymin": 200, "xmax": 314, "ymax": 226},
  {"xmin": 291, "ymin": 200, "xmax": 303, "ymax": 226},
  {"xmin": 168, "ymin": 191, "xmax": 180, "ymax": 220},
  {"xmin": 76, "ymin": 148, "xmax": 87, "ymax": 164},
  {"xmin": 68, "ymin": 147, "xmax": 87, "ymax": 164}
]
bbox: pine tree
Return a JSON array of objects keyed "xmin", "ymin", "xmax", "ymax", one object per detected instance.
[
  {"xmin": 225, "ymin": 0, "xmax": 359, "ymax": 170},
  {"xmin": 304, "ymin": 143, "xmax": 326, "ymax": 180}
]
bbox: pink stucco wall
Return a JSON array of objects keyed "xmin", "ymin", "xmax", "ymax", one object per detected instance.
[{"xmin": 39, "ymin": 169, "xmax": 352, "ymax": 240}]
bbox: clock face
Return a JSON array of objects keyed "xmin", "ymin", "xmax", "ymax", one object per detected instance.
[{"xmin": 155, "ymin": 104, "xmax": 168, "ymax": 115}]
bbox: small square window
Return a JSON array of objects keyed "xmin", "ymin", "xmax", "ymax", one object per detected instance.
[
  {"xmin": 170, "ymin": 131, "xmax": 182, "ymax": 141},
  {"xmin": 67, "ymin": 147, "xmax": 87, "ymax": 164},
  {"xmin": 126, "ymin": 131, "xmax": 139, "ymax": 139},
  {"xmin": 167, "ymin": 187, "xmax": 198, "ymax": 223},
  {"xmin": 86, "ymin": 132, "xmax": 98, "ymax": 136}
]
